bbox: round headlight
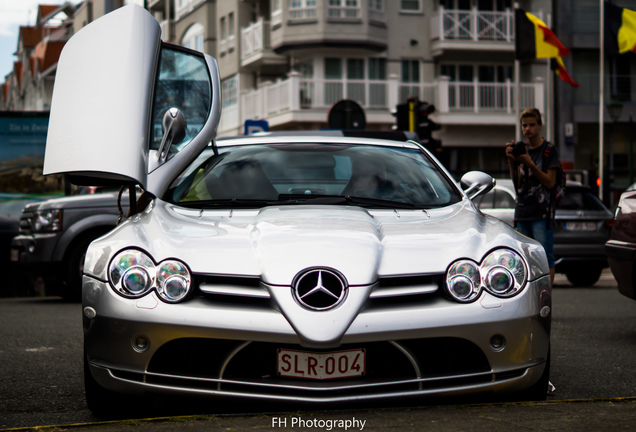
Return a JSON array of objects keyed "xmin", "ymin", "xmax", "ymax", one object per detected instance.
[
  {"xmin": 448, "ymin": 275, "xmax": 476, "ymax": 300},
  {"xmin": 446, "ymin": 260, "xmax": 481, "ymax": 302},
  {"xmin": 481, "ymin": 249, "xmax": 527, "ymax": 297},
  {"xmin": 486, "ymin": 267, "xmax": 514, "ymax": 294},
  {"xmin": 109, "ymin": 249, "xmax": 155, "ymax": 297},
  {"xmin": 121, "ymin": 266, "xmax": 152, "ymax": 295},
  {"xmin": 156, "ymin": 260, "xmax": 191, "ymax": 303}
]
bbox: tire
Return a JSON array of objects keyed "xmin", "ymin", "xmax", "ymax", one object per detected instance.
[
  {"xmin": 565, "ymin": 266, "xmax": 603, "ymax": 287},
  {"xmin": 62, "ymin": 234, "xmax": 103, "ymax": 301},
  {"xmin": 84, "ymin": 350, "xmax": 122, "ymax": 417},
  {"xmin": 517, "ymin": 349, "xmax": 550, "ymax": 401}
]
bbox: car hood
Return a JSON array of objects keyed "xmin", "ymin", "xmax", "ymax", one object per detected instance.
[
  {"xmin": 87, "ymin": 199, "xmax": 547, "ymax": 346},
  {"xmin": 92, "ymin": 199, "xmax": 547, "ymax": 284}
]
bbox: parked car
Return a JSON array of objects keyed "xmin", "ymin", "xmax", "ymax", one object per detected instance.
[
  {"xmin": 605, "ymin": 189, "xmax": 636, "ymax": 301},
  {"xmin": 1, "ymin": 195, "xmax": 63, "ymax": 296},
  {"xmin": 43, "ymin": 5, "xmax": 552, "ymax": 415},
  {"xmin": 10, "ymin": 190, "xmax": 130, "ymax": 300},
  {"xmin": 476, "ymin": 179, "xmax": 613, "ymax": 286}
]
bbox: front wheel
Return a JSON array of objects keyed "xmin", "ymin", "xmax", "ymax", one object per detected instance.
[
  {"xmin": 516, "ymin": 350, "xmax": 551, "ymax": 401},
  {"xmin": 84, "ymin": 351, "xmax": 121, "ymax": 417},
  {"xmin": 565, "ymin": 266, "xmax": 603, "ymax": 287}
]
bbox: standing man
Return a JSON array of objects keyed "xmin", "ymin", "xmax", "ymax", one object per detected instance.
[{"xmin": 506, "ymin": 108, "xmax": 561, "ymax": 284}]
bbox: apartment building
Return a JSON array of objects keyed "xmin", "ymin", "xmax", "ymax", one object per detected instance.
[
  {"xmin": 555, "ymin": 0, "xmax": 636, "ymax": 198},
  {"xmin": 149, "ymin": 0, "xmax": 554, "ymax": 176},
  {"xmin": 2, "ymin": 0, "xmax": 554, "ymax": 176}
]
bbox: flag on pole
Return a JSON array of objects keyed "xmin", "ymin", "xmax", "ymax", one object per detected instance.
[
  {"xmin": 604, "ymin": 1, "xmax": 636, "ymax": 54},
  {"xmin": 553, "ymin": 57, "xmax": 581, "ymax": 88},
  {"xmin": 515, "ymin": 9, "xmax": 570, "ymax": 59},
  {"xmin": 515, "ymin": 9, "xmax": 579, "ymax": 88}
]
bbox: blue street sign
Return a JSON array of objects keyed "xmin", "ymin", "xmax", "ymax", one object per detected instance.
[{"xmin": 244, "ymin": 119, "xmax": 269, "ymax": 135}]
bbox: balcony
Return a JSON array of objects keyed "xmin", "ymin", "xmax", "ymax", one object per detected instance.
[
  {"xmin": 241, "ymin": 18, "xmax": 286, "ymax": 71},
  {"xmin": 217, "ymin": 74, "xmax": 544, "ymax": 135},
  {"xmin": 430, "ymin": 7, "xmax": 515, "ymax": 55}
]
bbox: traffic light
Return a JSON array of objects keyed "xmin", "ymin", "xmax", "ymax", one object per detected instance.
[
  {"xmin": 415, "ymin": 101, "xmax": 442, "ymax": 151},
  {"xmin": 394, "ymin": 101, "xmax": 411, "ymax": 131}
]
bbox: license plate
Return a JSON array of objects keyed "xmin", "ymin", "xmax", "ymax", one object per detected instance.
[
  {"xmin": 10, "ymin": 249, "xmax": 19, "ymax": 262},
  {"xmin": 277, "ymin": 348, "xmax": 365, "ymax": 380},
  {"xmin": 564, "ymin": 222, "xmax": 597, "ymax": 231}
]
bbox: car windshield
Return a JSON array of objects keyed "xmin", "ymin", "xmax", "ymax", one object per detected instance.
[
  {"xmin": 166, "ymin": 143, "xmax": 462, "ymax": 209},
  {"xmin": 558, "ymin": 187, "xmax": 608, "ymax": 211}
]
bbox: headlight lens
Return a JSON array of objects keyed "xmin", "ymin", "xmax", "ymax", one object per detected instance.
[
  {"xmin": 445, "ymin": 249, "xmax": 527, "ymax": 302},
  {"xmin": 108, "ymin": 249, "xmax": 191, "ymax": 302},
  {"xmin": 481, "ymin": 249, "xmax": 527, "ymax": 297},
  {"xmin": 33, "ymin": 209, "xmax": 62, "ymax": 232},
  {"xmin": 156, "ymin": 260, "xmax": 191, "ymax": 302},
  {"xmin": 446, "ymin": 260, "xmax": 481, "ymax": 302},
  {"xmin": 109, "ymin": 250, "xmax": 155, "ymax": 297}
]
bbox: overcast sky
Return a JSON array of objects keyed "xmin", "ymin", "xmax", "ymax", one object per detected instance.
[{"xmin": 0, "ymin": 0, "xmax": 82, "ymax": 81}]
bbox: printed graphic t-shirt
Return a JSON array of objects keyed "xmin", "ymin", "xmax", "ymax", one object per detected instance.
[{"xmin": 514, "ymin": 140, "xmax": 561, "ymax": 222}]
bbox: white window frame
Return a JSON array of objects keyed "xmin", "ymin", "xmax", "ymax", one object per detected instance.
[
  {"xmin": 328, "ymin": 0, "xmax": 360, "ymax": 19},
  {"xmin": 222, "ymin": 75, "xmax": 238, "ymax": 109},
  {"xmin": 289, "ymin": 0, "xmax": 318, "ymax": 21},
  {"xmin": 181, "ymin": 23, "xmax": 205, "ymax": 52}
]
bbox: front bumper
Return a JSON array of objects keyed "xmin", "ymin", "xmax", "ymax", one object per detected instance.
[
  {"xmin": 83, "ymin": 275, "xmax": 551, "ymax": 402},
  {"xmin": 10, "ymin": 233, "xmax": 63, "ymax": 276},
  {"xmin": 605, "ymin": 240, "xmax": 636, "ymax": 300}
]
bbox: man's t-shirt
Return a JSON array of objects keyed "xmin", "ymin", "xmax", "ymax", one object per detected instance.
[{"xmin": 514, "ymin": 140, "xmax": 561, "ymax": 222}]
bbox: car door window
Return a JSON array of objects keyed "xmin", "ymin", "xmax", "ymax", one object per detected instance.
[{"xmin": 150, "ymin": 47, "xmax": 212, "ymax": 155}]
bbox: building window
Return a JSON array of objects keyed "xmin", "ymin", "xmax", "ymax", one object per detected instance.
[
  {"xmin": 222, "ymin": 75, "xmax": 238, "ymax": 109},
  {"xmin": 272, "ymin": 0, "xmax": 283, "ymax": 26},
  {"xmin": 290, "ymin": 0, "xmax": 317, "ymax": 21},
  {"xmin": 219, "ymin": 17, "xmax": 226, "ymax": 54},
  {"xmin": 368, "ymin": 58, "xmax": 386, "ymax": 80},
  {"xmin": 325, "ymin": 58, "xmax": 343, "ymax": 80},
  {"xmin": 181, "ymin": 23, "xmax": 204, "ymax": 52},
  {"xmin": 400, "ymin": 0, "xmax": 422, "ymax": 13},
  {"xmin": 328, "ymin": 0, "xmax": 360, "ymax": 19},
  {"xmin": 228, "ymin": 12, "xmax": 236, "ymax": 51},
  {"xmin": 296, "ymin": 60, "xmax": 314, "ymax": 108},
  {"xmin": 401, "ymin": 60, "xmax": 420, "ymax": 83}
]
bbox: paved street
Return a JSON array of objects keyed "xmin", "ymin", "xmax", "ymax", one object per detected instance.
[{"xmin": 0, "ymin": 269, "xmax": 635, "ymax": 430}]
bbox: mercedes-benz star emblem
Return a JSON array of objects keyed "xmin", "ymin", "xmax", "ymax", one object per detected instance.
[{"xmin": 293, "ymin": 268, "xmax": 347, "ymax": 311}]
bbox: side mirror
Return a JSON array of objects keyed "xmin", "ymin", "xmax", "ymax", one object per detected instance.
[
  {"xmin": 460, "ymin": 171, "xmax": 495, "ymax": 200},
  {"xmin": 157, "ymin": 107, "xmax": 187, "ymax": 163}
]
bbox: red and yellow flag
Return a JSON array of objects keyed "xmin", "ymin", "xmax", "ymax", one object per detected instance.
[{"xmin": 515, "ymin": 9, "xmax": 579, "ymax": 88}]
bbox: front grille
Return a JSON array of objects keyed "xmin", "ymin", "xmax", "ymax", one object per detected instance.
[
  {"xmin": 143, "ymin": 337, "xmax": 492, "ymax": 399},
  {"xmin": 193, "ymin": 273, "xmax": 445, "ymax": 306},
  {"xmin": 19, "ymin": 210, "xmax": 35, "ymax": 234}
]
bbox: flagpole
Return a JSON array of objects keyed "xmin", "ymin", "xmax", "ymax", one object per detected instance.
[
  {"xmin": 599, "ymin": 0, "xmax": 605, "ymax": 201},
  {"xmin": 514, "ymin": 2, "xmax": 521, "ymax": 142},
  {"xmin": 546, "ymin": 12, "xmax": 552, "ymax": 142}
]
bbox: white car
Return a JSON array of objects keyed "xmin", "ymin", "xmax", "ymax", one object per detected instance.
[{"xmin": 43, "ymin": 5, "xmax": 552, "ymax": 415}]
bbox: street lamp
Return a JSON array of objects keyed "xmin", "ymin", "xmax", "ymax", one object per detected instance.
[{"xmin": 607, "ymin": 99, "xmax": 623, "ymax": 206}]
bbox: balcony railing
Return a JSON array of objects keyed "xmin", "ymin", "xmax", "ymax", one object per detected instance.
[
  {"xmin": 231, "ymin": 75, "xmax": 544, "ymax": 134},
  {"xmin": 327, "ymin": 5, "xmax": 360, "ymax": 19},
  {"xmin": 432, "ymin": 6, "xmax": 515, "ymax": 42},
  {"xmin": 242, "ymin": 18, "xmax": 269, "ymax": 60},
  {"xmin": 289, "ymin": 6, "xmax": 317, "ymax": 21}
]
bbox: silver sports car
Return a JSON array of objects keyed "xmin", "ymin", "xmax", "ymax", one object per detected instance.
[{"xmin": 43, "ymin": 5, "xmax": 551, "ymax": 415}]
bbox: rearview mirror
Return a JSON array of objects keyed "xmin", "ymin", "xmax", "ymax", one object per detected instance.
[
  {"xmin": 157, "ymin": 107, "xmax": 187, "ymax": 163},
  {"xmin": 460, "ymin": 171, "xmax": 495, "ymax": 200}
]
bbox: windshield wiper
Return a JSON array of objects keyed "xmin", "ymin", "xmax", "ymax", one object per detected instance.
[
  {"xmin": 178, "ymin": 198, "xmax": 273, "ymax": 208},
  {"xmin": 177, "ymin": 195, "xmax": 429, "ymax": 210},
  {"xmin": 277, "ymin": 194, "xmax": 426, "ymax": 209}
]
